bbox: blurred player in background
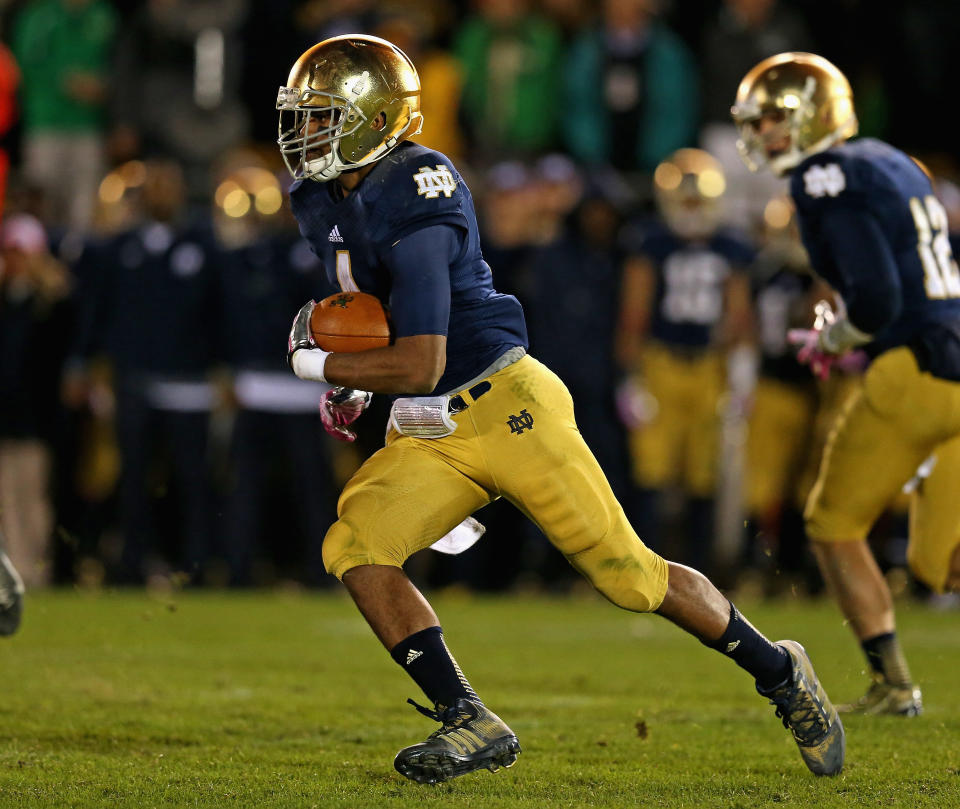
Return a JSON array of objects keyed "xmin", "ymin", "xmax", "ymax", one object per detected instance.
[
  {"xmin": 733, "ymin": 52, "xmax": 960, "ymax": 715},
  {"xmin": 280, "ymin": 34, "xmax": 843, "ymax": 784},
  {"xmin": 615, "ymin": 148, "xmax": 754, "ymax": 575},
  {"xmin": 68, "ymin": 159, "xmax": 221, "ymax": 585},
  {"xmin": 212, "ymin": 157, "xmax": 338, "ymax": 586},
  {"xmin": 0, "ymin": 213, "xmax": 72, "ymax": 589},
  {"xmin": 742, "ymin": 196, "xmax": 820, "ymax": 594},
  {"xmin": 0, "ymin": 44, "xmax": 26, "ymax": 631}
]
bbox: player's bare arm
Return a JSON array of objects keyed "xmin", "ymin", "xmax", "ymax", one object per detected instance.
[{"xmin": 319, "ymin": 334, "xmax": 446, "ymax": 394}]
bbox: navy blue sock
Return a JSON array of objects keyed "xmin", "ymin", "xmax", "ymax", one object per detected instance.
[
  {"xmin": 861, "ymin": 632, "xmax": 893, "ymax": 676},
  {"xmin": 861, "ymin": 632, "xmax": 912, "ymax": 685},
  {"xmin": 390, "ymin": 626, "xmax": 479, "ymax": 710},
  {"xmin": 705, "ymin": 602, "xmax": 792, "ymax": 691}
]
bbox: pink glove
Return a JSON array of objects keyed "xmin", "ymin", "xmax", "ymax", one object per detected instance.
[
  {"xmin": 319, "ymin": 387, "xmax": 372, "ymax": 442},
  {"xmin": 787, "ymin": 328, "xmax": 837, "ymax": 381},
  {"xmin": 615, "ymin": 378, "xmax": 656, "ymax": 430},
  {"xmin": 834, "ymin": 349, "xmax": 870, "ymax": 375}
]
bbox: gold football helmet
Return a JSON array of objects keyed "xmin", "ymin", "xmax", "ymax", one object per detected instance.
[
  {"xmin": 95, "ymin": 160, "xmax": 147, "ymax": 234},
  {"xmin": 94, "ymin": 159, "xmax": 186, "ymax": 231},
  {"xmin": 731, "ymin": 52, "xmax": 858, "ymax": 176},
  {"xmin": 213, "ymin": 166, "xmax": 285, "ymax": 247},
  {"xmin": 653, "ymin": 148, "xmax": 727, "ymax": 240},
  {"xmin": 277, "ymin": 34, "xmax": 423, "ymax": 181}
]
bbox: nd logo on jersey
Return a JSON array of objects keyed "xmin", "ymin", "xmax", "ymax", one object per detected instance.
[
  {"xmin": 413, "ymin": 165, "xmax": 457, "ymax": 199},
  {"xmin": 803, "ymin": 164, "xmax": 846, "ymax": 198}
]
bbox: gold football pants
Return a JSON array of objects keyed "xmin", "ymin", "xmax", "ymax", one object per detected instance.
[
  {"xmin": 805, "ymin": 347, "xmax": 960, "ymax": 591},
  {"xmin": 628, "ymin": 344, "xmax": 724, "ymax": 496},
  {"xmin": 323, "ymin": 355, "xmax": 669, "ymax": 612},
  {"xmin": 745, "ymin": 378, "xmax": 817, "ymax": 515}
]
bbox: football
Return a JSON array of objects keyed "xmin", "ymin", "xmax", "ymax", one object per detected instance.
[{"xmin": 310, "ymin": 291, "xmax": 392, "ymax": 352}]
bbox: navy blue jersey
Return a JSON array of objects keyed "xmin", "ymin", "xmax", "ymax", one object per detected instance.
[
  {"xmin": 791, "ymin": 138, "xmax": 960, "ymax": 379},
  {"xmin": 752, "ymin": 263, "xmax": 815, "ymax": 385},
  {"xmin": 289, "ymin": 141, "xmax": 528, "ymax": 395},
  {"xmin": 633, "ymin": 222, "xmax": 754, "ymax": 349}
]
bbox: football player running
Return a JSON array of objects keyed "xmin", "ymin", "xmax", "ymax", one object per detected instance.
[
  {"xmin": 732, "ymin": 52, "xmax": 960, "ymax": 716},
  {"xmin": 281, "ymin": 35, "xmax": 844, "ymax": 783}
]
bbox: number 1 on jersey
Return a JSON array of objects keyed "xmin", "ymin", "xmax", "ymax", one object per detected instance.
[
  {"xmin": 336, "ymin": 250, "xmax": 360, "ymax": 292},
  {"xmin": 911, "ymin": 195, "xmax": 960, "ymax": 299}
]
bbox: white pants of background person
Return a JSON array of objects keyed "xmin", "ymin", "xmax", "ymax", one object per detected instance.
[
  {"xmin": 0, "ymin": 440, "xmax": 53, "ymax": 588},
  {"xmin": 22, "ymin": 132, "xmax": 105, "ymax": 231}
]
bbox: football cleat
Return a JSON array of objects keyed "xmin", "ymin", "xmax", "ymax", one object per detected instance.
[
  {"xmin": 758, "ymin": 640, "xmax": 845, "ymax": 776},
  {"xmin": 0, "ymin": 547, "xmax": 25, "ymax": 637},
  {"xmin": 394, "ymin": 697, "xmax": 521, "ymax": 784},
  {"xmin": 838, "ymin": 674, "xmax": 923, "ymax": 716}
]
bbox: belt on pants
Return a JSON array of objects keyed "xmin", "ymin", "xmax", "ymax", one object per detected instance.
[{"xmin": 448, "ymin": 381, "xmax": 492, "ymax": 413}]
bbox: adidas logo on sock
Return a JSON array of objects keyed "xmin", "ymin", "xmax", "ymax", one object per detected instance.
[
  {"xmin": 725, "ymin": 640, "xmax": 741, "ymax": 653},
  {"xmin": 328, "ymin": 225, "xmax": 344, "ymax": 243},
  {"xmin": 406, "ymin": 649, "xmax": 423, "ymax": 665}
]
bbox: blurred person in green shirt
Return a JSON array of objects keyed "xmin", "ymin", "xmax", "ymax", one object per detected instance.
[
  {"xmin": 454, "ymin": 0, "xmax": 564, "ymax": 161},
  {"xmin": 11, "ymin": 0, "xmax": 117, "ymax": 230}
]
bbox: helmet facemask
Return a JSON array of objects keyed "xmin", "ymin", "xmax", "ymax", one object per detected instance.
[
  {"xmin": 733, "ymin": 79, "xmax": 822, "ymax": 176},
  {"xmin": 277, "ymin": 87, "xmax": 369, "ymax": 181}
]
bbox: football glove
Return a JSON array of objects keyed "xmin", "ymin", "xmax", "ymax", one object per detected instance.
[
  {"xmin": 319, "ymin": 387, "xmax": 372, "ymax": 442},
  {"xmin": 787, "ymin": 328, "xmax": 836, "ymax": 380},
  {"xmin": 787, "ymin": 299, "xmax": 871, "ymax": 380},
  {"xmin": 614, "ymin": 376, "xmax": 658, "ymax": 430},
  {"xmin": 287, "ymin": 299, "xmax": 316, "ymax": 368}
]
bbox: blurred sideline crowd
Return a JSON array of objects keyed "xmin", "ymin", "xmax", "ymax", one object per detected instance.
[{"xmin": 1, "ymin": 0, "xmax": 959, "ymax": 597}]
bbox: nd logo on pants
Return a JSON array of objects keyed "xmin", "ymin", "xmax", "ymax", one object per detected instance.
[{"xmin": 323, "ymin": 355, "xmax": 668, "ymax": 612}]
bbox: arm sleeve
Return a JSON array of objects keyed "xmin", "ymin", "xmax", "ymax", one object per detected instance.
[
  {"xmin": 818, "ymin": 205, "xmax": 903, "ymax": 333},
  {"xmin": 383, "ymin": 225, "xmax": 461, "ymax": 338}
]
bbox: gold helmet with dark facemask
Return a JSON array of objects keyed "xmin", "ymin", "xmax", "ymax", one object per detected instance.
[
  {"xmin": 731, "ymin": 52, "xmax": 858, "ymax": 176},
  {"xmin": 277, "ymin": 34, "xmax": 423, "ymax": 182}
]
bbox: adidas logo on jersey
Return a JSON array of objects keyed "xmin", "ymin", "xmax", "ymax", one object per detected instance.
[
  {"xmin": 328, "ymin": 225, "xmax": 344, "ymax": 243},
  {"xmin": 406, "ymin": 649, "xmax": 423, "ymax": 665}
]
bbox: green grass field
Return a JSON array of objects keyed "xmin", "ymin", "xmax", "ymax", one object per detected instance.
[{"xmin": 1, "ymin": 589, "xmax": 958, "ymax": 808}]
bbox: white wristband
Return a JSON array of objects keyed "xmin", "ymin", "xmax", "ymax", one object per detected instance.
[{"xmin": 292, "ymin": 348, "xmax": 331, "ymax": 382}]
